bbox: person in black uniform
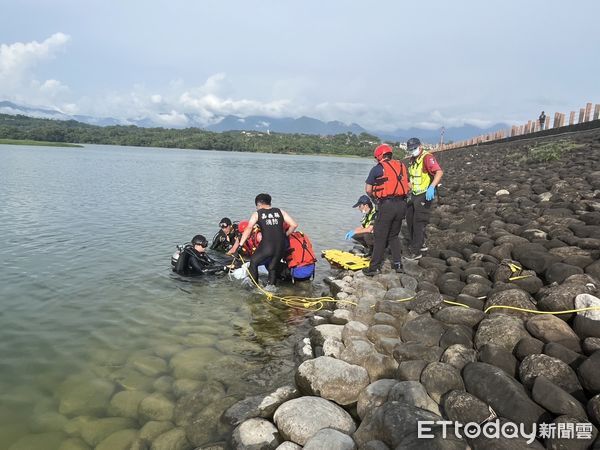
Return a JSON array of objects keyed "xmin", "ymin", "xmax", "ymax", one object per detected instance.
[
  {"xmin": 237, "ymin": 193, "xmax": 298, "ymax": 290},
  {"xmin": 175, "ymin": 235, "xmax": 226, "ymax": 275},
  {"xmin": 210, "ymin": 217, "xmax": 239, "ymax": 252}
]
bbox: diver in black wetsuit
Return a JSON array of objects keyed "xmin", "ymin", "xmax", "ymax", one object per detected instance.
[
  {"xmin": 210, "ymin": 217, "xmax": 239, "ymax": 253},
  {"xmin": 237, "ymin": 193, "xmax": 298, "ymax": 290},
  {"xmin": 175, "ymin": 235, "xmax": 226, "ymax": 276}
]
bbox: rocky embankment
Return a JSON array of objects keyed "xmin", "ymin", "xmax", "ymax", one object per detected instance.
[{"xmin": 223, "ymin": 129, "xmax": 600, "ymax": 449}]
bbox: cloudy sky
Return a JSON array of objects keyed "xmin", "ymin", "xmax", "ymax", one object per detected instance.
[{"xmin": 1, "ymin": 0, "xmax": 598, "ymax": 131}]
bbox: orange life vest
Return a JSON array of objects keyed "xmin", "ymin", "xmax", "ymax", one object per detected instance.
[
  {"xmin": 242, "ymin": 227, "xmax": 262, "ymax": 256},
  {"xmin": 286, "ymin": 231, "xmax": 316, "ymax": 268},
  {"xmin": 372, "ymin": 159, "xmax": 409, "ymax": 199}
]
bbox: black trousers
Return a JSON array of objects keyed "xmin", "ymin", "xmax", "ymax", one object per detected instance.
[
  {"xmin": 406, "ymin": 193, "xmax": 432, "ymax": 253},
  {"xmin": 249, "ymin": 240, "xmax": 284, "ymax": 285},
  {"xmin": 369, "ymin": 197, "xmax": 406, "ymax": 269},
  {"xmin": 353, "ymin": 232, "xmax": 374, "ymax": 250}
]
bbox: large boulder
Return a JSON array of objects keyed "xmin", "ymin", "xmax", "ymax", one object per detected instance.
[
  {"xmin": 310, "ymin": 325, "xmax": 344, "ymax": 347},
  {"xmin": 531, "ymin": 376, "xmax": 587, "ymax": 420},
  {"xmin": 433, "ymin": 307, "xmax": 485, "ymax": 328},
  {"xmin": 474, "ymin": 314, "xmax": 530, "ymax": 353},
  {"xmin": 462, "ymin": 362, "xmax": 547, "ymax": 425},
  {"xmin": 545, "ymin": 262, "xmax": 584, "ymax": 284},
  {"xmin": 420, "ymin": 362, "xmax": 465, "ymax": 403},
  {"xmin": 441, "ymin": 344, "xmax": 477, "ymax": 371},
  {"xmin": 577, "ymin": 351, "xmax": 600, "ymax": 394},
  {"xmin": 387, "ymin": 381, "xmax": 440, "ymax": 415},
  {"xmin": 484, "ymin": 289, "xmax": 538, "ymax": 319},
  {"xmin": 58, "ymin": 377, "xmax": 115, "ymax": 417},
  {"xmin": 222, "ymin": 385, "xmax": 299, "ymax": 427},
  {"xmin": 519, "ymin": 354, "xmax": 584, "ymax": 399},
  {"xmin": 138, "ymin": 393, "xmax": 175, "ymax": 422},
  {"xmin": 295, "ymin": 357, "xmax": 369, "ymax": 405},
  {"xmin": 231, "ymin": 418, "xmax": 281, "ymax": 450},
  {"xmin": 441, "ymin": 390, "xmax": 491, "ymax": 424},
  {"xmin": 273, "ymin": 397, "xmax": 356, "ymax": 446},
  {"xmin": 477, "ymin": 344, "xmax": 518, "ymax": 377},
  {"xmin": 401, "ymin": 316, "xmax": 446, "ymax": 347},
  {"xmin": 393, "ymin": 342, "xmax": 443, "ymax": 364},
  {"xmin": 356, "ymin": 379, "xmax": 398, "ymax": 420},
  {"xmin": 526, "ymin": 315, "xmax": 582, "ymax": 352}
]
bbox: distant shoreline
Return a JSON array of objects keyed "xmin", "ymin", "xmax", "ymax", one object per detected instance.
[{"xmin": 0, "ymin": 138, "xmax": 82, "ymax": 148}]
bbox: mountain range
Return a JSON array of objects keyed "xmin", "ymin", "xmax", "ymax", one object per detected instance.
[{"xmin": 0, "ymin": 100, "xmax": 509, "ymax": 143}]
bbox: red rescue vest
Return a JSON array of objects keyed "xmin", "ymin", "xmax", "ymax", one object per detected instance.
[
  {"xmin": 242, "ymin": 228, "xmax": 262, "ymax": 256},
  {"xmin": 286, "ymin": 231, "xmax": 316, "ymax": 268},
  {"xmin": 372, "ymin": 159, "xmax": 409, "ymax": 199}
]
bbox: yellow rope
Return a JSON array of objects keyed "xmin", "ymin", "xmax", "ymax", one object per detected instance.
[
  {"xmin": 236, "ymin": 254, "xmax": 357, "ymax": 311},
  {"xmin": 484, "ymin": 305, "xmax": 600, "ymax": 315}
]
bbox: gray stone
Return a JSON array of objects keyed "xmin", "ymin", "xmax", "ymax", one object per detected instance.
[
  {"xmin": 395, "ymin": 360, "xmax": 428, "ymax": 382},
  {"xmin": 331, "ymin": 309, "xmax": 352, "ymax": 325},
  {"xmin": 367, "ymin": 325, "xmax": 398, "ymax": 342},
  {"xmin": 341, "ymin": 321, "xmax": 369, "ymax": 346},
  {"xmin": 462, "ymin": 362, "xmax": 547, "ymax": 425},
  {"xmin": 231, "ymin": 418, "xmax": 281, "ymax": 450},
  {"xmin": 441, "ymin": 344, "xmax": 477, "ymax": 370},
  {"xmin": 409, "ymin": 291, "xmax": 445, "ymax": 313},
  {"xmin": 295, "ymin": 357, "xmax": 369, "ymax": 405},
  {"xmin": 526, "ymin": 314, "xmax": 582, "ymax": 352},
  {"xmin": 388, "ymin": 381, "xmax": 440, "ymax": 415},
  {"xmin": 310, "ymin": 324, "xmax": 344, "ymax": 346},
  {"xmin": 474, "ymin": 314, "xmax": 530, "ymax": 353},
  {"xmin": 222, "ymin": 385, "xmax": 299, "ymax": 427},
  {"xmin": 139, "ymin": 393, "xmax": 175, "ymax": 422},
  {"xmin": 303, "ymin": 428, "xmax": 356, "ymax": 450},
  {"xmin": 273, "ymin": 397, "xmax": 356, "ymax": 446},
  {"xmin": 546, "ymin": 262, "xmax": 584, "ymax": 284},
  {"xmin": 544, "ymin": 342, "xmax": 586, "ymax": 369},
  {"xmin": 323, "ymin": 336, "xmax": 345, "ymax": 359},
  {"xmin": 340, "ymin": 339, "xmax": 376, "ymax": 366},
  {"xmin": 275, "ymin": 443, "xmax": 301, "ymax": 450},
  {"xmin": 441, "ymin": 390, "xmax": 491, "ymax": 424},
  {"xmin": 58, "ymin": 377, "xmax": 115, "ymax": 417},
  {"xmin": 357, "ymin": 379, "xmax": 398, "ymax": 420},
  {"xmin": 532, "ymin": 376, "xmax": 587, "ymax": 420},
  {"xmin": 401, "ymin": 316, "xmax": 446, "ymax": 347},
  {"xmin": 519, "ymin": 354, "xmax": 584, "ymax": 399},
  {"xmin": 151, "ymin": 428, "xmax": 190, "ymax": 450},
  {"xmin": 478, "ymin": 344, "xmax": 518, "ymax": 377},
  {"xmin": 515, "ymin": 337, "xmax": 545, "ymax": 361},
  {"xmin": 433, "ymin": 306, "xmax": 485, "ymax": 328},
  {"xmin": 589, "ymin": 395, "xmax": 600, "ymax": 427},
  {"xmin": 420, "ymin": 362, "xmax": 464, "ymax": 403},
  {"xmin": 574, "ymin": 294, "xmax": 600, "ymax": 339},
  {"xmin": 484, "ymin": 289, "xmax": 538, "ymax": 319},
  {"xmin": 439, "ymin": 324, "xmax": 473, "ymax": 350},
  {"xmin": 578, "ymin": 351, "xmax": 600, "ymax": 394},
  {"xmin": 584, "ymin": 338, "xmax": 600, "ymax": 355},
  {"xmin": 384, "ymin": 287, "xmax": 417, "ymax": 302},
  {"xmin": 169, "ymin": 347, "xmax": 223, "ymax": 380},
  {"xmin": 128, "ymin": 354, "xmax": 168, "ymax": 377},
  {"xmin": 393, "ymin": 343, "xmax": 443, "ymax": 364}
]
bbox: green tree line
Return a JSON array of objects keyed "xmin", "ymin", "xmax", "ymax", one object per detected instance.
[{"xmin": 0, "ymin": 114, "xmax": 394, "ymax": 157}]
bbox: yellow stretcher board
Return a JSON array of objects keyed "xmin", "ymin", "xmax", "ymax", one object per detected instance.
[{"xmin": 321, "ymin": 249, "xmax": 370, "ymax": 270}]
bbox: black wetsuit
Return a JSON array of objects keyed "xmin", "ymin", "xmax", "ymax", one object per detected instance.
[
  {"xmin": 249, "ymin": 207, "xmax": 286, "ymax": 285},
  {"xmin": 178, "ymin": 246, "xmax": 224, "ymax": 275},
  {"xmin": 210, "ymin": 228, "xmax": 237, "ymax": 252}
]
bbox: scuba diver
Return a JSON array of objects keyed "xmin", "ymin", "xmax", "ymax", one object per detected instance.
[
  {"xmin": 237, "ymin": 193, "xmax": 298, "ymax": 291},
  {"xmin": 172, "ymin": 235, "xmax": 228, "ymax": 276},
  {"xmin": 210, "ymin": 217, "xmax": 239, "ymax": 253}
]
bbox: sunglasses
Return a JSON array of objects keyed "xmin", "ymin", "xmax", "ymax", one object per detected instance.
[{"xmin": 194, "ymin": 242, "xmax": 207, "ymax": 247}]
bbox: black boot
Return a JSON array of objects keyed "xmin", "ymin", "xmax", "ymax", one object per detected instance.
[{"xmin": 362, "ymin": 266, "xmax": 381, "ymax": 277}]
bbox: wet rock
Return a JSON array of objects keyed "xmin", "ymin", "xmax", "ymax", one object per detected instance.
[
  {"xmin": 544, "ymin": 342, "xmax": 586, "ymax": 369},
  {"xmin": 173, "ymin": 381, "xmax": 226, "ymax": 426},
  {"xmin": 531, "ymin": 376, "xmax": 587, "ymax": 420},
  {"xmin": 295, "ymin": 356, "xmax": 369, "ymax": 405},
  {"xmin": 526, "ymin": 315, "xmax": 582, "ymax": 352},
  {"xmin": 353, "ymin": 401, "xmax": 441, "ymax": 448},
  {"xmin": 139, "ymin": 421, "xmax": 174, "ymax": 441},
  {"xmin": 309, "ymin": 324, "xmax": 344, "ymax": 347},
  {"xmin": 303, "ymin": 429, "xmax": 356, "ymax": 450},
  {"xmin": 578, "ymin": 351, "xmax": 600, "ymax": 394},
  {"xmin": 58, "ymin": 377, "xmax": 115, "ymax": 417},
  {"xmin": 519, "ymin": 354, "xmax": 584, "ymax": 398},
  {"xmin": 388, "ymin": 381, "xmax": 440, "ymax": 415},
  {"xmin": 139, "ymin": 393, "xmax": 175, "ymax": 422},
  {"xmin": 357, "ymin": 379, "xmax": 398, "ymax": 420},
  {"xmin": 393, "ymin": 342, "xmax": 443, "ymax": 364},
  {"xmin": 58, "ymin": 437, "xmax": 90, "ymax": 450},
  {"xmin": 474, "ymin": 314, "xmax": 530, "ymax": 353},
  {"xmin": 441, "ymin": 390, "xmax": 491, "ymax": 424},
  {"xmin": 420, "ymin": 362, "xmax": 464, "ymax": 403},
  {"xmin": 169, "ymin": 347, "xmax": 223, "ymax": 380},
  {"xmin": 441, "ymin": 344, "xmax": 477, "ymax": 370},
  {"xmin": 172, "ymin": 379, "xmax": 203, "ymax": 399},
  {"xmin": 401, "ymin": 316, "xmax": 446, "ymax": 346},
  {"xmin": 546, "ymin": 262, "xmax": 584, "ymax": 284},
  {"xmin": 478, "ymin": 344, "xmax": 518, "ymax": 377},
  {"xmin": 544, "ymin": 416, "xmax": 598, "ymax": 450},
  {"xmin": 462, "ymin": 362, "xmax": 547, "ymax": 425},
  {"xmin": 96, "ymin": 429, "xmax": 138, "ymax": 450},
  {"xmin": 573, "ymin": 294, "xmax": 600, "ymax": 339},
  {"xmin": 151, "ymin": 428, "xmax": 190, "ymax": 450},
  {"xmin": 108, "ymin": 390, "xmax": 147, "ymax": 419},
  {"xmin": 153, "ymin": 376, "xmax": 173, "ymax": 394},
  {"xmin": 231, "ymin": 418, "xmax": 280, "ymax": 450},
  {"xmin": 433, "ymin": 306, "xmax": 485, "ymax": 327},
  {"xmin": 80, "ymin": 417, "xmax": 136, "ymax": 447},
  {"xmin": 395, "ymin": 360, "xmax": 428, "ymax": 382},
  {"xmin": 128, "ymin": 354, "xmax": 168, "ymax": 377},
  {"xmin": 222, "ymin": 385, "xmax": 299, "ymax": 427},
  {"xmin": 30, "ymin": 411, "xmax": 69, "ymax": 433},
  {"xmin": 273, "ymin": 397, "xmax": 356, "ymax": 446},
  {"xmin": 484, "ymin": 289, "xmax": 538, "ymax": 319},
  {"xmin": 7, "ymin": 432, "xmax": 65, "ymax": 450},
  {"xmin": 293, "ymin": 338, "xmax": 313, "ymax": 364},
  {"xmin": 183, "ymin": 397, "xmax": 236, "ymax": 447}
]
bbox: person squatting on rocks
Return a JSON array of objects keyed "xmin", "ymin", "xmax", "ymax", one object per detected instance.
[
  {"xmin": 539, "ymin": 111, "xmax": 546, "ymax": 131},
  {"xmin": 363, "ymin": 144, "xmax": 410, "ymax": 276},
  {"xmin": 405, "ymin": 137, "xmax": 444, "ymax": 260},
  {"xmin": 345, "ymin": 194, "xmax": 377, "ymax": 256},
  {"xmin": 210, "ymin": 217, "xmax": 239, "ymax": 252},
  {"xmin": 237, "ymin": 193, "xmax": 298, "ymax": 290}
]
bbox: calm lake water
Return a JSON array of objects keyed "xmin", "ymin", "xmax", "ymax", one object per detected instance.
[{"xmin": 0, "ymin": 144, "xmax": 372, "ymax": 449}]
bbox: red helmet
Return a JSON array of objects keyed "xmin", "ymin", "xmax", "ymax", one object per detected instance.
[
  {"xmin": 374, "ymin": 144, "xmax": 393, "ymax": 161},
  {"xmin": 238, "ymin": 220, "xmax": 249, "ymax": 232}
]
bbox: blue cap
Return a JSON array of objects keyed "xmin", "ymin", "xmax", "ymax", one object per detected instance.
[{"xmin": 353, "ymin": 195, "xmax": 372, "ymax": 208}]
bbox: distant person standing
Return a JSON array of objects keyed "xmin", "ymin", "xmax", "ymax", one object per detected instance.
[
  {"xmin": 362, "ymin": 144, "xmax": 410, "ymax": 276},
  {"xmin": 405, "ymin": 138, "xmax": 444, "ymax": 260},
  {"xmin": 539, "ymin": 111, "xmax": 546, "ymax": 131}
]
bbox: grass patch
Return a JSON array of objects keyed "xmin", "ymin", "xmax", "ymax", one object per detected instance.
[
  {"xmin": 0, "ymin": 138, "xmax": 82, "ymax": 148},
  {"xmin": 520, "ymin": 140, "xmax": 583, "ymax": 163}
]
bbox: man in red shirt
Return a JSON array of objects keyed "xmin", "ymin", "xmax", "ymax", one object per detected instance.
[{"xmin": 406, "ymin": 138, "xmax": 444, "ymax": 260}]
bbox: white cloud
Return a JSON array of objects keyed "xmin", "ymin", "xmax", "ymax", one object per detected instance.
[{"xmin": 156, "ymin": 110, "xmax": 189, "ymax": 127}]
